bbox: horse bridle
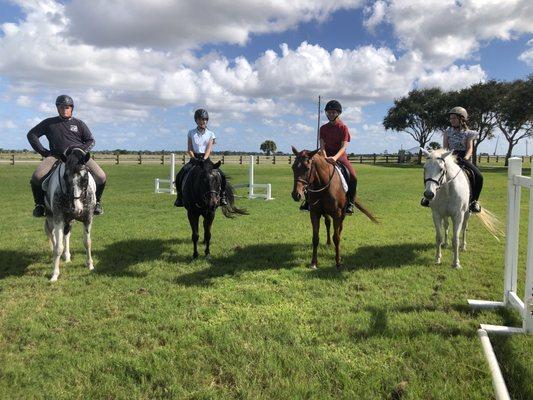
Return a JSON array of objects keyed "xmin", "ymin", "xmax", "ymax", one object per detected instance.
[
  {"xmin": 59, "ymin": 163, "xmax": 87, "ymax": 201},
  {"xmin": 295, "ymin": 156, "xmax": 336, "ymax": 193},
  {"xmin": 424, "ymin": 157, "xmax": 462, "ymax": 189}
]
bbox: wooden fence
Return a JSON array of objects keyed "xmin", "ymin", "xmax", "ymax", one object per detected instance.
[{"xmin": 1, "ymin": 152, "xmax": 531, "ymax": 166}]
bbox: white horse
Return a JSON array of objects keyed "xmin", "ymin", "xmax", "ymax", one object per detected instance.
[
  {"xmin": 421, "ymin": 148, "xmax": 501, "ymax": 269},
  {"xmin": 43, "ymin": 148, "xmax": 97, "ymax": 281}
]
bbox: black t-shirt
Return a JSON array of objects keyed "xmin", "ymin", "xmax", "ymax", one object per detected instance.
[{"xmin": 27, "ymin": 116, "xmax": 95, "ymax": 157}]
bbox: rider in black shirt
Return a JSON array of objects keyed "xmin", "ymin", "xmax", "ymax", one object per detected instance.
[{"xmin": 27, "ymin": 95, "xmax": 107, "ymax": 217}]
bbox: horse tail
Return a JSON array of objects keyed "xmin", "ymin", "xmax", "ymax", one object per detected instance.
[
  {"xmin": 354, "ymin": 197, "xmax": 379, "ymax": 224},
  {"xmin": 221, "ymin": 182, "xmax": 248, "ymax": 218},
  {"xmin": 475, "ymin": 207, "xmax": 504, "ymax": 241}
]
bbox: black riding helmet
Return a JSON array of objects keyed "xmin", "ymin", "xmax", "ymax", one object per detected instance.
[
  {"xmin": 55, "ymin": 95, "xmax": 74, "ymax": 108},
  {"xmin": 324, "ymin": 100, "xmax": 342, "ymax": 114},
  {"xmin": 194, "ymin": 108, "xmax": 209, "ymax": 121}
]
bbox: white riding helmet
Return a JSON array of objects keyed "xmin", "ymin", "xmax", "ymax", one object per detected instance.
[{"xmin": 449, "ymin": 106, "xmax": 468, "ymax": 120}]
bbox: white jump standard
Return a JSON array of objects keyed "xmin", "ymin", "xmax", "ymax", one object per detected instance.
[
  {"xmin": 155, "ymin": 153, "xmax": 176, "ymax": 195},
  {"xmin": 235, "ymin": 155, "xmax": 273, "ymax": 200},
  {"xmin": 468, "ymin": 157, "xmax": 533, "ymax": 400}
]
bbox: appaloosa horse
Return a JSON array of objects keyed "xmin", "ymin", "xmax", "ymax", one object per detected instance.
[
  {"xmin": 181, "ymin": 158, "xmax": 246, "ymax": 259},
  {"xmin": 43, "ymin": 147, "xmax": 96, "ymax": 281},
  {"xmin": 291, "ymin": 146, "xmax": 378, "ymax": 269}
]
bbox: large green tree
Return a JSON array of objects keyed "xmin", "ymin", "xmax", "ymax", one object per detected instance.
[
  {"xmin": 455, "ymin": 80, "xmax": 502, "ymax": 164},
  {"xmin": 260, "ymin": 140, "xmax": 277, "ymax": 156},
  {"xmin": 383, "ymin": 88, "xmax": 448, "ymax": 163},
  {"xmin": 496, "ymin": 76, "xmax": 533, "ymax": 165}
]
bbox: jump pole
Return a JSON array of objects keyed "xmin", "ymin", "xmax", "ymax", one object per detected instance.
[{"xmin": 154, "ymin": 153, "xmax": 176, "ymax": 194}]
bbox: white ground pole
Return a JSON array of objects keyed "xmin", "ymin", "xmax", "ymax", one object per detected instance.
[
  {"xmin": 468, "ymin": 157, "xmax": 533, "ymax": 400},
  {"xmin": 154, "ymin": 153, "xmax": 176, "ymax": 194},
  {"xmin": 235, "ymin": 155, "xmax": 273, "ymax": 200}
]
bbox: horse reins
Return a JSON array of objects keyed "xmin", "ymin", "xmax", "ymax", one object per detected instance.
[
  {"xmin": 298, "ymin": 157, "xmax": 336, "ymax": 194},
  {"xmin": 424, "ymin": 157, "xmax": 463, "ymax": 190}
]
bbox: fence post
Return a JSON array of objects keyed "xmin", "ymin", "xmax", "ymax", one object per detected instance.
[
  {"xmin": 11, "ymin": 154, "xmax": 15, "ymax": 165},
  {"xmin": 373, "ymin": 153, "xmax": 377, "ymax": 164},
  {"xmin": 222, "ymin": 155, "xmax": 225, "ymax": 165},
  {"xmin": 360, "ymin": 155, "xmax": 363, "ymax": 164},
  {"xmin": 487, "ymin": 155, "xmax": 490, "ymax": 163},
  {"xmin": 386, "ymin": 155, "xmax": 389, "ymax": 163},
  {"xmin": 161, "ymin": 155, "xmax": 164, "ymax": 165},
  {"xmin": 496, "ymin": 156, "xmax": 499, "ymax": 163},
  {"xmin": 138, "ymin": 153, "xmax": 142, "ymax": 165},
  {"xmin": 256, "ymin": 156, "xmax": 259, "ymax": 164},
  {"xmin": 289, "ymin": 155, "xmax": 292, "ymax": 164},
  {"xmin": 272, "ymin": 155, "xmax": 276, "ymax": 164},
  {"xmin": 182, "ymin": 154, "xmax": 186, "ymax": 165},
  {"xmin": 478, "ymin": 155, "xmax": 481, "ymax": 164},
  {"xmin": 116, "ymin": 154, "xmax": 119, "ymax": 165},
  {"xmin": 239, "ymin": 155, "xmax": 243, "ymax": 165}
]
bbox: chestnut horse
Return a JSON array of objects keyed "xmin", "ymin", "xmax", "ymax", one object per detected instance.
[{"xmin": 291, "ymin": 146, "xmax": 378, "ymax": 269}]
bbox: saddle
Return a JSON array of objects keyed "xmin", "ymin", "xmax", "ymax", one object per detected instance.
[
  {"xmin": 458, "ymin": 163, "xmax": 475, "ymax": 203},
  {"xmin": 335, "ymin": 161, "xmax": 350, "ymax": 193},
  {"xmin": 41, "ymin": 161, "xmax": 62, "ymax": 192}
]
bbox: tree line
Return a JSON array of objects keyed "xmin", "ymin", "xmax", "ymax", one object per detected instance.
[{"xmin": 383, "ymin": 76, "xmax": 532, "ymax": 165}]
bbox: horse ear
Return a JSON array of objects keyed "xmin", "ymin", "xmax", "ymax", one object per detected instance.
[
  {"xmin": 213, "ymin": 160, "xmax": 221, "ymax": 169},
  {"xmin": 291, "ymin": 146, "xmax": 299, "ymax": 156},
  {"xmin": 441, "ymin": 150, "xmax": 452, "ymax": 159},
  {"xmin": 308, "ymin": 149, "xmax": 319, "ymax": 158},
  {"xmin": 420, "ymin": 147, "xmax": 431, "ymax": 157}
]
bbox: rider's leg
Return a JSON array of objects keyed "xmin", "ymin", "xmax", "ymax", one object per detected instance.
[
  {"xmin": 174, "ymin": 163, "xmax": 191, "ymax": 207},
  {"xmin": 339, "ymin": 156, "xmax": 357, "ymax": 214},
  {"xmin": 30, "ymin": 156, "xmax": 57, "ymax": 217},
  {"xmin": 218, "ymin": 169, "xmax": 228, "ymax": 206},
  {"xmin": 462, "ymin": 158, "xmax": 483, "ymax": 212},
  {"xmin": 86, "ymin": 159, "xmax": 107, "ymax": 215}
]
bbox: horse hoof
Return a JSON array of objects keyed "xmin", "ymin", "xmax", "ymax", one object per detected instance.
[
  {"xmin": 452, "ymin": 263, "xmax": 462, "ymax": 269},
  {"xmin": 205, "ymin": 254, "xmax": 211, "ymax": 260},
  {"xmin": 460, "ymin": 245, "xmax": 467, "ymax": 251},
  {"xmin": 192, "ymin": 253, "xmax": 199, "ymax": 260},
  {"xmin": 50, "ymin": 276, "xmax": 58, "ymax": 282},
  {"xmin": 310, "ymin": 264, "xmax": 317, "ymax": 270},
  {"xmin": 435, "ymin": 259, "xmax": 441, "ymax": 265},
  {"xmin": 63, "ymin": 256, "xmax": 71, "ymax": 263},
  {"xmin": 336, "ymin": 264, "xmax": 343, "ymax": 271},
  {"xmin": 87, "ymin": 264, "xmax": 94, "ymax": 271}
]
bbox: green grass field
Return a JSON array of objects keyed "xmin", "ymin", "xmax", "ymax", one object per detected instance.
[{"xmin": 0, "ymin": 162, "xmax": 531, "ymax": 399}]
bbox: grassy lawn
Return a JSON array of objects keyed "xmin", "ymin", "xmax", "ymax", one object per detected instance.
[{"xmin": 0, "ymin": 162, "xmax": 531, "ymax": 399}]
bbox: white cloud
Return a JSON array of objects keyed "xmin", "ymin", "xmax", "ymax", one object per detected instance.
[
  {"xmin": 518, "ymin": 39, "xmax": 533, "ymax": 66},
  {"xmin": 0, "ymin": 119, "xmax": 17, "ymax": 129},
  {"xmin": 363, "ymin": 1, "xmax": 387, "ymax": 33},
  {"xmin": 364, "ymin": 0, "xmax": 533, "ymax": 67},
  {"xmin": 418, "ymin": 64, "xmax": 486, "ymax": 91},
  {"xmin": 16, "ymin": 95, "xmax": 32, "ymax": 107},
  {"xmin": 65, "ymin": 0, "xmax": 364, "ymax": 49}
]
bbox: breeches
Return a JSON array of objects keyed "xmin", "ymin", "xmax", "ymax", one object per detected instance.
[
  {"xmin": 31, "ymin": 156, "xmax": 107, "ymax": 185},
  {"xmin": 337, "ymin": 156, "xmax": 357, "ymax": 182}
]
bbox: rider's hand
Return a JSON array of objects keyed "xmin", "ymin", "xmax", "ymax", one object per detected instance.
[{"xmin": 326, "ymin": 156, "xmax": 336, "ymax": 165}]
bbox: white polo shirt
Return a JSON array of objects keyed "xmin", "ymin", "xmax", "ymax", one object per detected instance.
[{"xmin": 188, "ymin": 127, "xmax": 216, "ymax": 153}]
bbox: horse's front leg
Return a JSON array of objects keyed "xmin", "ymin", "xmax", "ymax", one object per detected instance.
[
  {"xmin": 443, "ymin": 217, "xmax": 449, "ymax": 248},
  {"xmin": 310, "ymin": 211, "xmax": 320, "ymax": 269},
  {"xmin": 83, "ymin": 219, "xmax": 94, "ymax": 271},
  {"xmin": 451, "ymin": 212, "xmax": 465, "ymax": 269},
  {"xmin": 324, "ymin": 215, "xmax": 332, "ymax": 245},
  {"xmin": 50, "ymin": 222, "xmax": 64, "ymax": 282},
  {"xmin": 461, "ymin": 211, "xmax": 470, "ymax": 251},
  {"xmin": 431, "ymin": 211, "xmax": 443, "ymax": 265},
  {"xmin": 203, "ymin": 212, "xmax": 215, "ymax": 258},
  {"xmin": 333, "ymin": 217, "xmax": 343, "ymax": 270},
  {"xmin": 63, "ymin": 222, "xmax": 72, "ymax": 262},
  {"xmin": 188, "ymin": 211, "xmax": 200, "ymax": 259},
  {"xmin": 44, "ymin": 217, "xmax": 54, "ymax": 251}
]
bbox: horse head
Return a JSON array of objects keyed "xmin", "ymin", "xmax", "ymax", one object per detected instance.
[
  {"xmin": 195, "ymin": 158, "xmax": 222, "ymax": 210},
  {"xmin": 58, "ymin": 147, "xmax": 93, "ymax": 216},
  {"xmin": 291, "ymin": 146, "xmax": 318, "ymax": 202},
  {"xmin": 422, "ymin": 148, "xmax": 453, "ymax": 201}
]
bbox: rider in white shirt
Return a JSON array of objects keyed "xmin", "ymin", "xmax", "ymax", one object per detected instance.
[{"xmin": 174, "ymin": 109, "xmax": 227, "ymax": 207}]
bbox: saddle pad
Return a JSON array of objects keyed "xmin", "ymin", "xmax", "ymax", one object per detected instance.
[
  {"xmin": 335, "ymin": 166, "xmax": 348, "ymax": 193},
  {"xmin": 41, "ymin": 162, "xmax": 61, "ymax": 191}
]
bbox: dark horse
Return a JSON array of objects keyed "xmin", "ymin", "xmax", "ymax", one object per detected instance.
[
  {"xmin": 291, "ymin": 146, "xmax": 378, "ymax": 270},
  {"xmin": 181, "ymin": 158, "xmax": 247, "ymax": 258}
]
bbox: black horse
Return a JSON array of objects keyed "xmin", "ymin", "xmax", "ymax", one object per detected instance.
[{"xmin": 181, "ymin": 158, "xmax": 247, "ymax": 258}]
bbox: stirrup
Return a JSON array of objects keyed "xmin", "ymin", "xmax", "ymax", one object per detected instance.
[
  {"xmin": 469, "ymin": 201, "xmax": 481, "ymax": 213},
  {"xmin": 420, "ymin": 197, "xmax": 430, "ymax": 207},
  {"xmin": 345, "ymin": 202, "xmax": 355, "ymax": 214},
  {"xmin": 94, "ymin": 202, "xmax": 104, "ymax": 215},
  {"xmin": 32, "ymin": 204, "xmax": 45, "ymax": 218}
]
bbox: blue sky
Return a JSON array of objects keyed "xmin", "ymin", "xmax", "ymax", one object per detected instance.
[{"xmin": 0, "ymin": 0, "xmax": 531, "ymax": 155}]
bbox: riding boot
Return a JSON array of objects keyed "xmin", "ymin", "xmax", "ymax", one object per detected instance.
[
  {"xmin": 420, "ymin": 197, "xmax": 430, "ymax": 207},
  {"xmin": 345, "ymin": 177, "xmax": 357, "ymax": 215},
  {"xmin": 219, "ymin": 170, "xmax": 228, "ymax": 206},
  {"xmin": 174, "ymin": 171, "xmax": 184, "ymax": 207},
  {"xmin": 31, "ymin": 181, "xmax": 46, "ymax": 217},
  {"xmin": 94, "ymin": 182, "xmax": 106, "ymax": 215},
  {"xmin": 469, "ymin": 200, "xmax": 481, "ymax": 213}
]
